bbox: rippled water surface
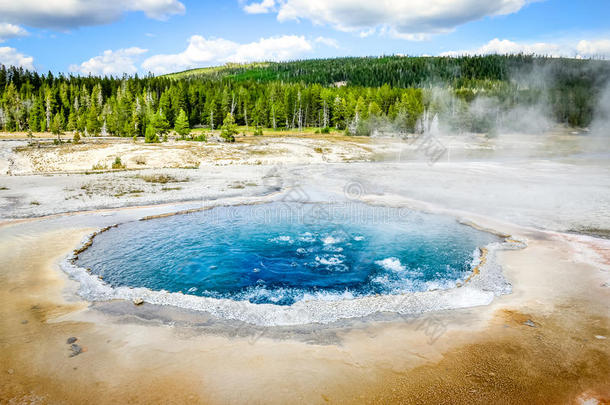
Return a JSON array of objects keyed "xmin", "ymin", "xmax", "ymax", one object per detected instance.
[{"xmin": 77, "ymin": 203, "xmax": 499, "ymax": 305}]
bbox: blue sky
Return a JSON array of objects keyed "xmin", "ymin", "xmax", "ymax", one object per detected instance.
[{"xmin": 0, "ymin": 0, "xmax": 609, "ymax": 75}]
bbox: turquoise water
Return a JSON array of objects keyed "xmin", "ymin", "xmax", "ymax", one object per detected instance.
[{"xmin": 77, "ymin": 203, "xmax": 499, "ymax": 305}]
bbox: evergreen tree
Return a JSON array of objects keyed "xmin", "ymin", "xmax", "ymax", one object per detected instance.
[
  {"xmin": 67, "ymin": 110, "xmax": 77, "ymax": 131},
  {"xmin": 86, "ymin": 106, "xmax": 101, "ymax": 135},
  {"xmin": 0, "ymin": 55, "xmax": 607, "ymax": 134},
  {"xmin": 368, "ymin": 101, "xmax": 382, "ymax": 117},
  {"xmin": 28, "ymin": 97, "xmax": 44, "ymax": 132},
  {"xmin": 174, "ymin": 109, "xmax": 190, "ymax": 138},
  {"xmin": 145, "ymin": 125, "xmax": 159, "ymax": 143},
  {"xmin": 332, "ymin": 96, "xmax": 346, "ymax": 129},
  {"xmin": 144, "ymin": 110, "xmax": 170, "ymax": 143},
  {"xmin": 150, "ymin": 111, "xmax": 170, "ymax": 135},
  {"xmin": 220, "ymin": 113, "xmax": 237, "ymax": 142},
  {"xmin": 50, "ymin": 111, "xmax": 64, "ymax": 142}
]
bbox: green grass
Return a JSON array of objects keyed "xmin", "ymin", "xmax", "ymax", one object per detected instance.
[
  {"xmin": 190, "ymin": 125, "xmax": 346, "ymax": 138},
  {"xmin": 91, "ymin": 162, "xmax": 107, "ymax": 171},
  {"xmin": 113, "ymin": 189, "xmax": 144, "ymax": 197},
  {"xmin": 163, "ymin": 62, "xmax": 271, "ymax": 80},
  {"xmin": 137, "ymin": 174, "xmax": 189, "ymax": 184}
]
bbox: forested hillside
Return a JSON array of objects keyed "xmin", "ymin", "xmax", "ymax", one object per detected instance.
[{"xmin": 1, "ymin": 55, "xmax": 609, "ymax": 139}]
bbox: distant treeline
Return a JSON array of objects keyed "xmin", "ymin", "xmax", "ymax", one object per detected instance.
[{"xmin": 0, "ymin": 55, "xmax": 609, "ymax": 137}]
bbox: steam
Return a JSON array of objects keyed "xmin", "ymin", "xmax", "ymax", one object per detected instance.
[
  {"xmin": 590, "ymin": 81, "xmax": 610, "ymax": 137},
  {"xmin": 350, "ymin": 59, "xmax": 610, "ymax": 139},
  {"xmin": 467, "ymin": 96, "xmax": 553, "ymax": 135}
]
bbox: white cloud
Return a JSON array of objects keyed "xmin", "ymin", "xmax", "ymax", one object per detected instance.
[
  {"xmin": 576, "ymin": 40, "xmax": 610, "ymax": 58},
  {"xmin": 0, "ymin": 46, "xmax": 34, "ymax": 69},
  {"xmin": 358, "ymin": 28, "xmax": 376, "ymax": 39},
  {"xmin": 315, "ymin": 36, "xmax": 339, "ymax": 48},
  {"xmin": 0, "ymin": 0, "xmax": 185, "ymax": 30},
  {"xmin": 440, "ymin": 38, "xmax": 610, "ymax": 59},
  {"xmin": 0, "ymin": 23, "xmax": 28, "ymax": 42},
  {"xmin": 230, "ymin": 35, "xmax": 313, "ymax": 62},
  {"xmin": 441, "ymin": 38, "xmax": 562, "ymax": 57},
  {"xmin": 70, "ymin": 47, "xmax": 148, "ymax": 76},
  {"xmin": 142, "ymin": 35, "xmax": 313, "ymax": 74},
  {"xmin": 241, "ymin": 0, "xmax": 533, "ymax": 39},
  {"xmin": 243, "ymin": 0, "xmax": 276, "ymax": 14}
]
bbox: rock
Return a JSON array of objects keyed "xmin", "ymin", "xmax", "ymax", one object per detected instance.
[
  {"xmin": 66, "ymin": 337, "xmax": 78, "ymax": 344},
  {"xmin": 594, "ymin": 335, "xmax": 606, "ymax": 340},
  {"xmin": 132, "ymin": 298, "xmax": 144, "ymax": 305},
  {"xmin": 69, "ymin": 344, "xmax": 82, "ymax": 357},
  {"xmin": 21, "ymin": 320, "xmax": 28, "ymax": 324},
  {"xmin": 523, "ymin": 319, "xmax": 536, "ymax": 328},
  {"xmin": 7, "ymin": 369, "xmax": 14, "ymax": 375}
]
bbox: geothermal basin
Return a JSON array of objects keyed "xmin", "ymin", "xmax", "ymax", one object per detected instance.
[{"xmin": 70, "ymin": 202, "xmax": 511, "ymax": 325}]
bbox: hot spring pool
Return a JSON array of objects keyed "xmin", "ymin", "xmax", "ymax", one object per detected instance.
[{"xmin": 76, "ymin": 202, "xmax": 500, "ymax": 306}]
